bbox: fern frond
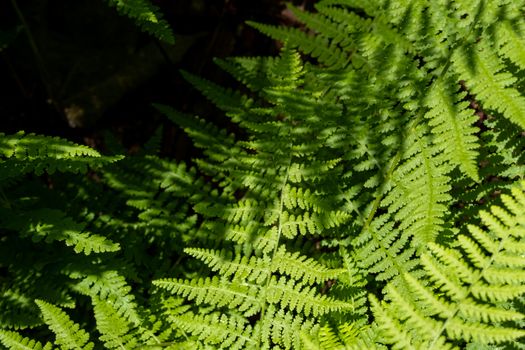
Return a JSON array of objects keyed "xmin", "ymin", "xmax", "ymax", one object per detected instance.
[
  {"xmin": 313, "ymin": 322, "xmax": 387, "ymax": 350},
  {"xmin": 153, "ymin": 105, "xmax": 240, "ymax": 181},
  {"xmin": 424, "ymin": 77, "xmax": 480, "ymax": 181},
  {"xmin": 247, "ymin": 21, "xmax": 348, "ymax": 69},
  {"xmin": 91, "ymin": 297, "xmax": 153, "ymax": 349},
  {"xmin": 154, "ymin": 41, "xmax": 379, "ymax": 348},
  {"xmin": 265, "ymin": 276, "xmax": 354, "ymax": 317},
  {"xmin": 272, "ymin": 247, "xmax": 345, "ymax": 285},
  {"xmin": 0, "ymin": 132, "xmax": 121, "ymax": 180},
  {"xmin": 179, "ymin": 70, "xmax": 254, "ymax": 123},
  {"xmin": 154, "ymin": 276, "xmax": 261, "ymax": 317},
  {"xmin": 0, "ymin": 208, "xmax": 119, "ymax": 255},
  {"xmin": 0, "ymin": 330, "xmax": 53, "ymax": 350},
  {"xmin": 35, "ymin": 300, "xmax": 94, "ymax": 350},
  {"xmin": 223, "ymin": 223, "xmax": 278, "ymax": 255},
  {"xmin": 258, "ymin": 304, "xmax": 318, "ymax": 350},
  {"xmin": 105, "ymin": 0, "xmax": 174, "ymax": 43},
  {"xmin": 184, "ymin": 247, "xmax": 271, "ymax": 284},
  {"xmin": 0, "ymin": 132, "xmax": 99, "ymax": 158},
  {"xmin": 0, "ymin": 269, "xmax": 75, "ymax": 330},
  {"xmin": 140, "ymin": 126, "xmax": 163, "ymax": 155},
  {"xmin": 373, "ymin": 180, "xmax": 525, "ymax": 348},
  {"xmin": 71, "ymin": 270, "xmax": 141, "ymax": 326},
  {"xmin": 353, "ymin": 213, "xmax": 418, "ymax": 282},
  {"xmin": 103, "ymin": 154, "xmax": 200, "ymax": 209},
  {"xmin": 213, "ymin": 56, "xmax": 275, "ymax": 92},
  {"xmin": 153, "ymin": 106, "xmax": 235, "ymax": 150},
  {"xmin": 452, "ymin": 42, "xmax": 525, "ymax": 129},
  {"xmin": 166, "ymin": 311, "xmax": 255, "ymax": 349},
  {"xmin": 494, "ymin": 20, "xmax": 525, "ymax": 70},
  {"xmin": 151, "ymin": 2, "xmax": 525, "ymax": 347}
]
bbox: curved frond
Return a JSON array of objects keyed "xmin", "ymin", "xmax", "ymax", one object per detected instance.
[{"xmin": 105, "ymin": 0, "xmax": 174, "ymax": 43}]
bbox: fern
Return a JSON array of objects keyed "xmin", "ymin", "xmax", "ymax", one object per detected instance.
[
  {"xmin": 0, "ymin": 132, "xmax": 124, "ymax": 330},
  {"xmin": 35, "ymin": 300, "xmax": 94, "ymax": 350},
  {"xmin": 3, "ymin": 0, "xmax": 525, "ymax": 348},
  {"xmin": 0, "ymin": 208, "xmax": 119, "ymax": 255},
  {"xmin": 0, "ymin": 330, "xmax": 53, "ymax": 350},
  {"xmin": 71, "ymin": 270, "xmax": 141, "ymax": 325},
  {"xmin": 153, "ymin": 46, "xmax": 361, "ymax": 348},
  {"xmin": 0, "ymin": 131, "xmax": 121, "ymax": 180},
  {"xmin": 92, "ymin": 297, "xmax": 162, "ymax": 349},
  {"xmin": 104, "ymin": 0, "xmax": 174, "ymax": 44},
  {"xmin": 151, "ymin": 0, "xmax": 525, "ymax": 347},
  {"xmin": 371, "ymin": 180, "xmax": 525, "ymax": 348}
]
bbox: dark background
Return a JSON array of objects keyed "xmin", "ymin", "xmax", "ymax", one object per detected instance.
[{"xmin": 0, "ymin": 0, "xmax": 314, "ymax": 160}]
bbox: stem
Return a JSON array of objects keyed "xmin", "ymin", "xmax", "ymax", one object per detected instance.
[
  {"xmin": 10, "ymin": 0, "xmax": 56, "ymax": 106},
  {"xmin": 257, "ymin": 157, "xmax": 292, "ymax": 349}
]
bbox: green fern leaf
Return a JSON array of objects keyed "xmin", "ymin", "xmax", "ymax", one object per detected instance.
[
  {"xmin": 165, "ymin": 311, "xmax": 255, "ymax": 349},
  {"xmin": 314, "ymin": 322, "xmax": 387, "ymax": 350},
  {"xmin": 265, "ymin": 276, "xmax": 354, "ymax": 317},
  {"xmin": 0, "ymin": 330, "xmax": 53, "ymax": 350},
  {"xmin": 452, "ymin": 42, "xmax": 525, "ymax": 129},
  {"xmin": 179, "ymin": 70, "xmax": 253, "ymax": 123},
  {"xmin": 424, "ymin": 77, "xmax": 480, "ymax": 181},
  {"xmin": 35, "ymin": 300, "xmax": 94, "ymax": 350},
  {"xmin": 105, "ymin": 0, "xmax": 174, "ymax": 43},
  {"xmin": 0, "ymin": 208, "xmax": 119, "ymax": 255},
  {"xmin": 258, "ymin": 304, "xmax": 318, "ymax": 350},
  {"xmin": 373, "ymin": 181, "xmax": 525, "ymax": 348},
  {"xmin": 154, "ymin": 276, "xmax": 261, "ymax": 317},
  {"xmin": 494, "ymin": 20, "xmax": 525, "ymax": 70},
  {"xmin": 92, "ymin": 298, "xmax": 140, "ymax": 349},
  {"xmin": 213, "ymin": 56, "xmax": 275, "ymax": 92},
  {"xmin": 0, "ymin": 132, "xmax": 122, "ymax": 180},
  {"xmin": 247, "ymin": 21, "xmax": 348, "ymax": 69},
  {"xmin": 71, "ymin": 270, "xmax": 141, "ymax": 326}
]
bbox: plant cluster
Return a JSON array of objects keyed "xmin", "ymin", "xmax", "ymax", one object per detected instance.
[{"xmin": 0, "ymin": 0, "xmax": 525, "ymax": 349}]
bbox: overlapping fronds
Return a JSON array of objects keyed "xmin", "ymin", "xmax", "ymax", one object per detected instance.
[
  {"xmin": 0, "ymin": 132, "xmax": 121, "ymax": 180},
  {"xmin": 91, "ymin": 297, "xmax": 162, "ymax": 349},
  {"xmin": 372, "ymin": 180, "xmax": 525, "ymax": 348},
  {"xmin": 151, "ymin": 0, "xmax": 525, "ymax": 348},
  {"xmin": 3, "ymin": 0, "xmax": 525, "ymax": 348},
  {"xmin": 71, "ymin": 269, "xmax": 141, "ymax": 325},
  {"xmin": 153, "ymin": 46, "xmax": 360, "ymax": 348}
]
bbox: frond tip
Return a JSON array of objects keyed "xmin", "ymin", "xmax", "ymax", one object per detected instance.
[
  {"xmin": 35, "ymin": 300, "xmax": 94, "ymax": 350},
  {"xmin": 0, "ymin": 131, "xmax": 122, "ymax": 180},
  {"xmin": 105, "ymin": 0, "xmax": 174, "ymax": 43}
]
